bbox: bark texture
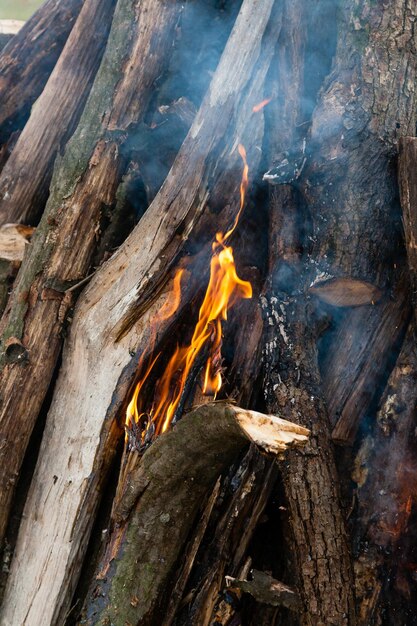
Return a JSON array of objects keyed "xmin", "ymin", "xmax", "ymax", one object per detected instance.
[
  {"xmin": 0, "ymin": 0, "xmax": 117, "ymax": 227},
  {"xmin": 82, "ymin": 403, "xmax": 308, "ymax": 626},
  {"xmin": 0, "ymin": 0, "xmax": 184, "ymax": 569},
  {"xmin": 306, "ymin": 0, "xmax": 417, "ymax": 445},
  {"xmin": 0, "ymin": 0, "xmax": 83, "ymax": 148}
]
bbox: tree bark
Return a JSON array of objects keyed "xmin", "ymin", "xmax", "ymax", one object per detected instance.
[
  {"xmin": 0, "ymin": 0, "xmax": 185, "ymax": 562},
  {"xmin": 0, "ymin": 0, "xmax": 117, "ymax": 227},
  {"xmin": 353, "ymin": 325, "xmax": 417, "ymax": 625},
  {"xmin": 0, "ymin": 0, "xmax": 84, "ymax": 150},
  {"xmin": 304, "ymin": 0, "xmax": 417, "ymax": 447},
  {"xmin": 82, "ymin": 403, "xmax": 308, "ymax": 626},
  {"xmin": 0, "ymin": 1, "xmax": 280, "ymax": 623}
]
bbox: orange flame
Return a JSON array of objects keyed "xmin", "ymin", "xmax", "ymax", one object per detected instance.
[
  {"xmin": 252, "ymin": 97, "xmax": 272, "ymax": 113},
  {"xmin": 126, "ymin": 145, "xmax": 252, "ymax": 446}
]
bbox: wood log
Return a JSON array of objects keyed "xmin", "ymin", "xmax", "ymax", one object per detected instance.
[
  {"xmin": 353, "ymin": 325, "xmax": 417, "ymax": 624},
  {"xmin": 323, "ymin": 272, "xmax": 410, "ymax": 446},
  {"xmin": 0, "ymin": 0, "xmax": 84, "ymax": 149},
  {"xmin": 0, "ymin": 0, "xmax": 117, "ymax": 227},
  {"xmin": 0, "ymin": 1, "xmax": 280, "ymax": 623},
  {"xmin": 0, "ymin": 0, "xmax": 185, "ymax": 562},
  {"xmin": 82, "ymin": 403, "xmax": 308, "ymax": 625},
  {"xmin": 262, "ymin": 261, "xmax": 356, "ymax": 626},
  {"xmin": 303, "ymin": 0, "xmax": 417, "ymax": 447}
]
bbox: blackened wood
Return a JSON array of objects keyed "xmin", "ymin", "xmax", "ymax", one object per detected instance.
[
  {"xmin": 0, "ymin": 0, "xmax": 83, "ymax": 149},
  {"xmin": 325, "ymin": 273, "xmax": 410, "ymax": 445},
  {"xmin": 0, "ymin": 0, "xmax": 116, "ymax": 227},
  {"xmin": 399, "ymin": 137, "xmax": 417, "ymax": 316},
  {"xmin": 353, "ymin": 326, "xmax": 417, "ymax": 625},
  {"xmin": 305, "ymin": 0, "xmax": 417, "ymax": 446}
]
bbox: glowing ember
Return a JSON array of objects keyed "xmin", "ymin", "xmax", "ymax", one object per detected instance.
[
  {"xmin": 126, "ymin": 144, "xmax": 252, "ymax": 446},
  {"xmin": 252, "ymin": 97, "xmax": 272, "ymax": 113}
]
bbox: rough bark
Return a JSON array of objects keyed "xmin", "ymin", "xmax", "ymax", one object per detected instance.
[
  {"xmin": 0, "ymin": 1, "xmax": 280, "ymax": 623},
  {"xmin": 0, "ymin": 0, "xmax": 185, "ymax": 563},
  {"xmin": 353, "ymin": 325, "xmax": 417, "ymax": 625},
  {"xmin": 0, "ymin": 0, "xmax": 117, "ymax": 227},
  {"xmin": 0, "ymin": 0, "xmax": 84, "ymax": 149},
  {"xmin": 82, "ymin": 403, "xmax": 308, "ymax": 625},
  {"xmin": 324, "ymin": 273, "xmax": 410, "ymax": 445},
  {"xmin": 262, "ymin": 238, "xmax": 356, "ymax": 625},
  {"xmin": 305, "ymin": 0, "xmax": 417, "ymax": 446},
  {"xmin": 399, "ymin": 137, "xmax": 417, "ymax": 316}
]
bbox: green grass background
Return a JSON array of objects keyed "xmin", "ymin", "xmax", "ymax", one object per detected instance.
[{"xmin": 0, "ymin": 0, "xmax": 44, "ymax": 20}]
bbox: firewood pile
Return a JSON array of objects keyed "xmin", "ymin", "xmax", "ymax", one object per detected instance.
[{"xmin": 0, "ymin": 1, "xmax": 417, "ymax": 625}]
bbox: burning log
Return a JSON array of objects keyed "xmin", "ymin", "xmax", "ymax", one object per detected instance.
[
  {"xmin": 0, "ymin": 0, "xmax": 83, "ymax": 155},
  {"xmin": 0, "ymin": 0, "xmax": 116, "ymax": 228},
  {"xmin": 0, "ymin": 1, "xmax": 281, "ymax": 623},
  {"xmin": 82, "ymin": 403, "xmax": 308, "ymax": 625},
  {"xmin": 0, "ymin": 0, "xmax": 186, "ymax": 558}
]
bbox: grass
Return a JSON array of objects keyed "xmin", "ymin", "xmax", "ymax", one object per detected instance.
[{"xmin": 0, "ymin": 0, "xmax": 44, "ymax": 20}]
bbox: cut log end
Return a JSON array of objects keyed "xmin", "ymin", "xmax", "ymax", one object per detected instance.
[{"xmin": 234, "ymin": 407, "xmax": 309, "ymax": 456}]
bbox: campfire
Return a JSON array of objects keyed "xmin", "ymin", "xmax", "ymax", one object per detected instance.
[{"xmin": 0, "ymin": 0, "xmax": 417, "ymax": 625}]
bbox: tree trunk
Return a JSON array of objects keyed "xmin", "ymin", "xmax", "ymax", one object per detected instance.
[{"xmin": 304, "ymin": 0, "xmax": 417, "ymax": 447}]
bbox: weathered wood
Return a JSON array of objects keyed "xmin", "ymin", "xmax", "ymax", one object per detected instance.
[
  {"xmin": 0, "ymin": 0, "xmax": 84, "ymax": 149},
  {"xmin": 353, "ymin": 325, "xmax": 417, "ymax": 625},
  {"xmin": 305, "ymin": 0, "xmax": 417, "ymax": 448},
  {"xmin": 0, "ymin": 0, "xmax": 185, "ymax": 569},
  {"xmin": 399, "ymin": 137, "xmax": 417, "ymax": 316},
  {"xmin": 0, "ymin": 1, "xmax": 280, "ymax": 623},
  {"xmin": 324, "ymin": 271, "xmax": 410, "ymax": 445},
  {"xmin": 82, "ymin": 404, "xmax": 308, "ymax": 626},
  {"xmin": 0, "ymin": 0, "xmax": 116, "ymax": 227}
]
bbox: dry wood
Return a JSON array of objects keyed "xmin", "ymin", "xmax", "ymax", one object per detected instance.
[
  {"xmin": 0, "ymin": 224, "xmax": 34, "ymax": 263},
  {"xmin": 0, "ymin": 0, "xmax": 83, "ymax": 151},
  {"xmin": 353, "ymin": 326, "xmax": 417, "ymax": 624},
  {"xmin": 325, "ymin": 272, "xmax": 410, "ymax": 446},
  {"xmin": 0, "ymin": 1, "xmax": 280, "ymax": 623},
  {"xmin": 0, "ymin": 0, "xmax": 185, "ymax": 567},
  {"xmin": 0, "ymin": 0, "xmax": 116, "ymax": 227},
  {"xmin": 82, "ymin": 403, "xmax": 308, "ymax": 625}
]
